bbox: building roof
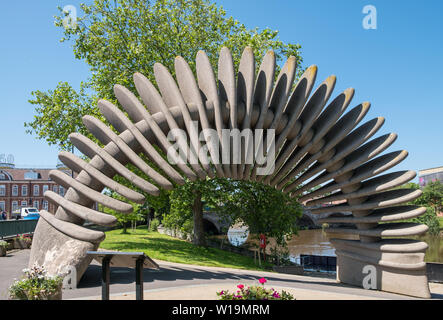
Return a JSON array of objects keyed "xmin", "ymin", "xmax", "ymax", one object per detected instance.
[
  {"xmin": 418, "ymin": 166, "xmax": 443, "ymax": 177},
  {"xmin": 0, "ymin": 168, "xmax": 54, "ymax": 181}
]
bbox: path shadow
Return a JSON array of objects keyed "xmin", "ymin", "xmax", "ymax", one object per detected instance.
[{"xmin": 78, "ymin": 261, "xmax": 352, "ymax": 292}]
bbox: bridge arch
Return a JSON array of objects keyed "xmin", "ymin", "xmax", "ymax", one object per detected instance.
[{"xmin": 202, "ymin": 218, "xmax": 220, "ymax": 235}]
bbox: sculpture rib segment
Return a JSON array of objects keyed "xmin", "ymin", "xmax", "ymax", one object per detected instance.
[
  {"xmin": 114, "ymin": 84, "xmax": 198, "ymax": 182},
  {"xmin": 237, "ymin": 47, "xmax": 255, "ymax": 180},
  {"xmin": 57, "ymin": 151, "xmax": 145, "ymax": 203},
  {"xmin": 29, "ymin": 47, "xmax": 431, "ymax": 298}
]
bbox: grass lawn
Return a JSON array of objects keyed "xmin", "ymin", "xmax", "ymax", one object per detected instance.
[{"xmin": 100, "ymin": 226, "xmax": 272, "ymax": 271}]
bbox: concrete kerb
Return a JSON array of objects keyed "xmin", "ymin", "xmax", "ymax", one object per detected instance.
[
  {"xmin": 66, "ymin": 283, "xmax": 388, "ymax": 300},
  {"xmin": 64, "ymin": 259, "xmax": 443, "ymax": 300},
  {"xmin": 2, "ymin": 250, "xmax": 443, "ymax": 300}
]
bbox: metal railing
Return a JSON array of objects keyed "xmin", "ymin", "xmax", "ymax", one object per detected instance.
[
  {"xmin": 300, "ymin": 254, "xmax": 337, "ymax": 272},
  {"xmin": 0, "ymin": 219, "xmax": 38, "ymax": 239}
]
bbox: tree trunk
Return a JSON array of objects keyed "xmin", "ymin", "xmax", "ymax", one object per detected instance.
[
  {"xmin": 192, "ymin": 189, "xmax": 206, "ymax": 246},
  {"xmin": 147, "ymin": 207, "xmax": 155, "ymax": 230},
  {"xmin": 149, "ymin": 208, "xmax": 155, "ymax": 220}
]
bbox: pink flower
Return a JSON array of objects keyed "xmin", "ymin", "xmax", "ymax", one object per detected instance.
[
  {"xmin": 237, "ymin": 284, "xmax": 244, "ymax": 290},
  {"xmin": 259, "ymin": 277, "xmax": 267, "ymax": 284}
]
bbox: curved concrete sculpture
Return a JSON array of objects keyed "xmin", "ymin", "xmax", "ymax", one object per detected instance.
[{"xmin": 29, "ymin": 47, "xmax": 431, "ymax": 298}]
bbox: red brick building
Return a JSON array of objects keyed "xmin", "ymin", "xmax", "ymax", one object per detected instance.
[{"xmin": 0, "ymin": 164, "xmax": 71, "ymax": 219}]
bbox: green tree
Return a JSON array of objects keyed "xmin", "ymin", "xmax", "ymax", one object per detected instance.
[
  {"xmin": 106, "ymin": 162, "xmax": 172, "ymax": 232},
  {"xmin": 215, "ymin": 180, "xmax": 303, "ymax": 248},
  {"xmin": 25, "ymin": 0, "xmax": 302, "ymax": 151},
  {"xmin": 26, "ymin": 82, "xmax": 101, "ymax": 150},
  {"xmin": 25, "ymin": 0, "xmax": 304, "ymax": 246},
  {"xmin": 100, "ymin": 193, "xmax": 145, "ymax": 234},
  {"xmin": 164, "ymin": 178, "xmax": 222, "ymax": 246},
  {"xmin": 397, "ymin": 182, "xmax": 441, "ymax": 235},
  {"xmin": 421, "ymin": 180, "xmax": 443, "ymax": 215},
  {"xmin": 163, "ymin": 178, "xmax": 303, "ymax": 251},
  {"xmin": 413, "ymin": 207, "xmax": 440, "ymax": 236}
]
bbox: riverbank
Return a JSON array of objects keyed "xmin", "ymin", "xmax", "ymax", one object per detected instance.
[{"xmin": 100, "ymin": 226, "xmax": 273, "ymax": 271}]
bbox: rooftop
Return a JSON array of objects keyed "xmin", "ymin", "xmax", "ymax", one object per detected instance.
[
  {"xmin": 0, "ymin": 167, "xmax": 71, "ymax": 181},
  {"xmin": 419, "ymin": 166, "xmax": 443, "ymax": 176}
]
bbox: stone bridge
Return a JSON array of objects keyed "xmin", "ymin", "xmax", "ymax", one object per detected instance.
[
  {"xmin": 300, "ymin": 205, "xmax": 352, "ymax": 228},
  {"xmin": 202, "ymin": 211, "xmax": 230, "ymax": 234},
  {"xmin": 202, "ymin": 206, "xmax": 352, "ymax": 233}
]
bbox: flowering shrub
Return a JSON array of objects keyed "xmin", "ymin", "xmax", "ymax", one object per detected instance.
[
  {"xmin": 8, "ymin": 265, "xmax": 63, "ymax": 300},
  {"xmin": 17, "ymin": 234, "xmax": 32, "ymax": 243},
  {"xmin": 217, "ymin": 278, "xmax": 295, "ymax": 300}
]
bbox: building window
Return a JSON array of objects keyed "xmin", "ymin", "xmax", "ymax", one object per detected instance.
[
  {"xmin": 53, "ymin": 185, "xmax": 58, "ymax": 193},
  {"xmin": 12, "ymin": 185, "xmax": 18, "ymax": 196},
  {"xmin": 0, "ymin": 201, "xmax": 5, "ymax": 211},
  {"xmin": 24, "ymin": 170, "xmax": 40, "ymax": 180},
  {"xmin": 12, "ymin": 201, "xmax": 18, "ymax": 212},
  {"xmin": 0, "ymin": 185, "xmax": 5, "ymax": 196},
  {"xmin": 43, "ymin": 185, "xmax": 49, "ymax": 193},
  {"xmin": 33, "ymin": 185, "xmax": 39, "ymax": 196},
  {"xmin": 22, "ymin": 185, "xmax": 28, "ymax": 196},
  {"xmin": 42, "ymin": 200, "xmax": 48, "ymax": 211},
  {"xmin": 33, "ymin": 200, "xmax": 39, "ymax": 209},
  {"xmin": 0, "ymin": 171, "xmax": 11, "ymax": 181},
  {"xmin": 59, "ymin": 186, "xmax": 65, "ymax": 197},
  {"xmin": 21, "ymin": 201, "xmax": 27, "ymax": 207}
]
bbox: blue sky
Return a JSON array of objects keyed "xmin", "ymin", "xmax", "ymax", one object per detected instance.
[{"xmin": 0, "ymin": 1, "xmax": 442, "ymax": 181}]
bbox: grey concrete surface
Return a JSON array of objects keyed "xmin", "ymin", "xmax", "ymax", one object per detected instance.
[
  {"xmin": 2, "ymin": 249, "xmax": 443, "ymax": 300},
  {"xmin": 0, "ymin": 249, "xmax": 30, "ymax": 300}
]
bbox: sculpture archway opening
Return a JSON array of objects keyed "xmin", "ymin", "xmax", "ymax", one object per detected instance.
[{"xmin": 29, "ymin": 47, "xmax": 431, "ymax": 298}]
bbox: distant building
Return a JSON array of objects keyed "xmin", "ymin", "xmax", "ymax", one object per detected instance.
[
  {"xmin": 418, "ymin": 166, "xmax": 443, "ymax": 187},
  {"xmin": 0, "ymin": 161, "xmax": 72, "ymax": 219}
]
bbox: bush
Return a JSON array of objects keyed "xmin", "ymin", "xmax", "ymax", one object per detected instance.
[
  {"xmin": 18, "ymin": 234, "xmax": 32, "ymax": 243},
  {"xmin": 149, "ymin": 218, "xmax": 160, "ymax": 232},
  {"xmin": 0, "ymin": 240, "xmax": 8, "ymax": 248},
  {"xmin": 269, "ymin": 246, "xmax": 292, "ymax": 266},
  {"xmin": 0, "ymin": 240, "xmax": 7, "ymax": 256},
  {"xmin": 9, "ymin": 265, "xmax": 63, "ymax": 300},
  {"xmin": 412, "ymin": 207, "xmax": 440, "ymax": 235},
  {"xmin": 162, "ymin": 190, "xmax": 194, "ymax": 236},
  {"xmin": 217, "ymin": 278, "xmax": 295, "ymax": 300}
]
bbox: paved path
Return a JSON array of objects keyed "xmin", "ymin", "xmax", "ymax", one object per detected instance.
[
  {"xmin": 0, "ymin": 249, "xmax": 30, "ymax": 300},
  {"xmin": 1, "ymin": 249, "xmax": 443, "ymax": 300}
]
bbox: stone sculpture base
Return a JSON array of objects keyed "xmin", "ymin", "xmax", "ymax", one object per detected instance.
[
  {"xmin": 333, "ymin": 239, "xmax": 431, "ymax": 298},
  {"xmin": 29, "ymin": 218, "xmax": 97, "ymax": 284}
]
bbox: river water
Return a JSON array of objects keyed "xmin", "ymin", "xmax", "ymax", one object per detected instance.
[
  {"xmin": 286, "ymin": 229, "xmax": 443, "ymax": 263},
  {"xmin": 235, "ymin": 229, "xmax": 443, "ymax": 263}
]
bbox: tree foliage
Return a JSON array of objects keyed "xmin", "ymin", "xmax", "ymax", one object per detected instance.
[
  {"xmin": 420, "ymin": 180, "xmax": 443, "ymax": 215},
  {"xmin": 164, "ymin": 179, "xmax": 225, "ymax": 244},
  {"xmin": 25, "ymin": 82, "xmax": 101, "ymax": 150},
  {"xmin": 25, "ymin": 0, "xmax": 305, "ymax": 247},
  {"xmin": 163, "ymin": 178, "xmax": 303, "ymax": 248},
  {"xmin": 399, "ymin": 182, "xmax": 442, "ymax": 235},
  {"xmin": 100, "ymin": 192, "xmax": 145, "ymax": 234},
  {"xmin": 25, "ymin": 0, "xmax": 303, "ymax": 151},
  {"xmin": 214, "ymin": 180, "xmax": 303, "ymax": 247}
]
